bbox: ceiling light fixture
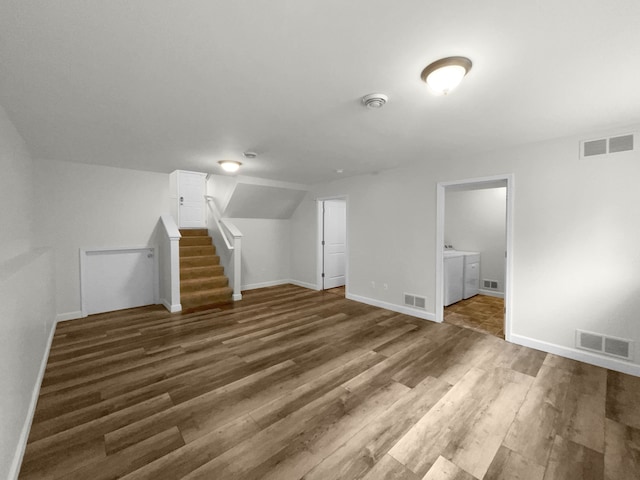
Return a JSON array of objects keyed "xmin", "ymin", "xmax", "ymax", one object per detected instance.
[
  {"xmin": 243, "ymin": 151, "xmax": 257, "ymax": 159},
  {"xmin": 362, "ymin": 93, "xmax": 388, "ymax": 109},
  {"xmin": 421, "ymin": 56, "xmax": 472, "ymax": 95},
  {"xmin": 218, "ymin": 160, "xmax": 242, "ymax": 173}
]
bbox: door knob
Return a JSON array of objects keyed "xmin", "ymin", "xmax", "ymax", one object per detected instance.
[{"xmin": 179, "ymin": 196, "xmax": 184, "ymax": 205}]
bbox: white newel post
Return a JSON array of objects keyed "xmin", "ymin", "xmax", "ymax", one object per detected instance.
[
  {"xmin": 169, "ymin": 234, "xmax": 181, "ymax": 311},
  {"xmin": 232, "ymin": 235, "xmax": 242, "ymax": 301}
]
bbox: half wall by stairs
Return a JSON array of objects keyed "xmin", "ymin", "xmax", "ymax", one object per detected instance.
[{"xmin": 179, "ymin": 229, "xmax": 233, "ymax": 309}]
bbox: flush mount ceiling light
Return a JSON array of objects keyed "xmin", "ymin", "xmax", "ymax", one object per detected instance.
[
  {"xmin": 421, "ymin": 56, "xmax": 472, "ymax": 95},
  {"xmin": 218, "ymin": 160, "xmax": 242, "ymax": 173},
  {"xmin": 362, "ymin": 93, "xmax": 388, "ymax": 109}
]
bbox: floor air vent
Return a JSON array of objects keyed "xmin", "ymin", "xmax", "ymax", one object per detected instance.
[
  {"xmin": 404, "ymin": 293, "xmax": 426, "ymax": 309},
  {"xmin": 576, "ymin": 329, "xmax": 633, "ymax": 360},
  {"xmin": 580, "ymin": 132, "xmax": 636, "ymax": 159}
]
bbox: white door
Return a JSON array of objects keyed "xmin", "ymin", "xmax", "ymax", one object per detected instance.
[
  {"xmin": 323, "ymin": 200, "xmax": 346, "ymax": 289},
  {"xmin": 178, "ymin": 171, "xmax": 206, "ymax": 228}
]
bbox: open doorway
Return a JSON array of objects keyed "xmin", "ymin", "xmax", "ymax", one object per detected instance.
[
  {"xmin": 435, "ymin": 175, "xmax": 514, "ymax": 341},
  {"xmin": 317, "ymin": 198, "xmax": 347, "ymax": 296}
]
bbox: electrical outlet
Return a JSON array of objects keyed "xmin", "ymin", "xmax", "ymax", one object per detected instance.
[
  {"xmin": 371, "ymin": 281, "xmax": 375, "ymax": 289},
  {"xmin": 383, "ymin": 283, "xmax": 388, "ymax": 290}
]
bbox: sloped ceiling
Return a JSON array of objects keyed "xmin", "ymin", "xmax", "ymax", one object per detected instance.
[
  {"xmin": 224, "ymin": 183, "xmax": 307, "ymax": 219},
  {"xmin": 1, "ymin": 1, "xmax": 640, "ymax": 184}
]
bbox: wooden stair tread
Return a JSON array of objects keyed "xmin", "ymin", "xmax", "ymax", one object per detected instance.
[
  {"xmin": 179, "ymin": 245, "xmax": 216, "ymax": 257},
  {"xmin": 179, "ymin": 228, "xmax": 209, "ymax": 236}
]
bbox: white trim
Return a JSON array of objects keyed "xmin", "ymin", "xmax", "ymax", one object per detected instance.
[
  {"xmin": 232, "ymin": 293, "xmax": 243, "ymax": 301},
  {"xmin": 161, "ymin": 299, "xmax": 182, "ymax": 313},
  {"xmin": 56, "ymin": 311, "xmax": 82, "ymax": 322},
  {"xmin": 510, "ymin": 333, "xmax": 640, "ymax": 377},
  {"xmin": 289, "ymin": 279, "xmax": 321, "ymax": 290},
  {"xmin": 346, "ymin": 292, "xmax": 436, "ymax": 322},
  {"xmin": 8, "ymin": 320, "xmax": 56, "ymax": 480},
  {"xmin": 316, "ymin": 200, "xmax": 324, "ymax": 290},
  {"xmin": 242, "ymin": 279, "xmax": 290, "ymax": 291},
  {"xmin": 478, "ymin": 289, "xmax": 505, "ymax": 299},
  {"xmin": 435, "ymin": 174, "xmax": 514, "ymax": 342}
]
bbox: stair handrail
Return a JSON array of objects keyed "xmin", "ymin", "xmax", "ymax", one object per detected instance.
[
  {"xmin": 204, "ymin": 195, "xmax": 243, "ymax": 301},
  {"xmin": 204, "ymin": 195, "xmax": 234, "ymax": 249}
]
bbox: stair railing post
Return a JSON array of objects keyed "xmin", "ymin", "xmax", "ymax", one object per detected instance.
[{"xmin": 232, "ymin": 235, "xmax": 242, "ymax": 301}]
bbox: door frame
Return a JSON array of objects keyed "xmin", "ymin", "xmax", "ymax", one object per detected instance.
[
  {"xmin": 316, "ymin": 195, "xmax": 348, "ymax": 291},
  {"xmin": 435, "ymin": 174, "xmax": 514, "ymax": 341}
]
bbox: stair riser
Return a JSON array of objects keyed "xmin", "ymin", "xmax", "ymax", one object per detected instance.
[
  {"xmin": 181, "ymin": 256, "xmax": 220, "ymax": 268},
  {"xmin": 180, "ymin": 266, "xmax": 225, "ymax": 280},
  {"xmin": 180, "ymin": 245, "xmax": 216, "ymax": 257},
  {"xmin": 179, "ymin": 229, "xmax": 209, "ymax": 237},
  {"xmin": 181, "ymin": 277, "xmax": 229, "ymax": 293},
  {"xmin": 181, "ymin": 287, "xmax": 234, "ymax": 308},
  {"xmin": 179, "ymin": 237, "xmax": 212, "ymax": 247}
]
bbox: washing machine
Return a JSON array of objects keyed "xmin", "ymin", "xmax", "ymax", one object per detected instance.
[
  {"xmin": 462, "ymin": 252, "xmax": 480, "ymax": 299},
  {"xmin": 443, "ymin": 251, "xmax": 464, "ymax": 306}
]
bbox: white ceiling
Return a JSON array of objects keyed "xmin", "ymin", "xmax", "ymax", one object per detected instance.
[{"xmin": 1, "ymin": 1, "xmax": 639, "ymax": 184}]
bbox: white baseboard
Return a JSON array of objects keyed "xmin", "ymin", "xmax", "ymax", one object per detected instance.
[
  {"xmin": 9, "ymin": 320, "xmax": 56, "ymax": 480},
  {"xmin": 346, "ymin": 292, "xmax": 436, "ymax": 322},
  {"xmin": 242, "ymin": 279, "xmax": 290, "ymax": 291},
  {"xmin": 288, "ymin": 279, "xmax": 320, "ymax": 291},
  {"xmin": 160, "ymin": 299, "xmax": 182, "ymax": 313},
  {"xmin": 510, "ymin": 333, "xmax": 640, "ymax": 376},
  {"xmin": 478, "ymin": 289, "xmax": 505, "ymax": 299},
  {"xmin": 56, "ymin": 311, "xmax": 82, "ymax": 322}
]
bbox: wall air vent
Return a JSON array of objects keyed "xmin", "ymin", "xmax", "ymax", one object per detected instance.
[
  {"xmin": 576, "ymin": 329, "xmax": 633, "ymax": 361},
  {"xmin": 483, "ymin": 279, "xmax": 498, "ymax": 290},
  {"xmin": 404, "ymin": 293, "xmax": 426, "ymax": 309},
  {"xmin": 580, "ymin": 132, "xmax": 637, "ymax": 159}
]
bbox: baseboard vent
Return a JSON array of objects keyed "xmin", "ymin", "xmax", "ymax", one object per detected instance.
[
  {"xmin": 580, "ymin": 132, "xmax": 636, "ymax": 159},
  {"xmin": 404, "ymin": 293, "xmax": 426, "ymax": 309},
  {"xmin": 483, "ymin": 279, "xmax": 499, "ymax": 290},
  {"xmin": 576, "ymin": 329, "xmax": 633, "ymax": 360}
]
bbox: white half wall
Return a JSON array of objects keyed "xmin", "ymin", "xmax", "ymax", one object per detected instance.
[
  {"xmin": 33, "ymin": 159, "xmax": 171, "ymax": 318},
  {"xmin": 289, "ymin": 124, "xmax": 640, "ymax": 373},
  {"xmin": 445, "ymin": 187, "xmax": 506, "ymax": 294}
]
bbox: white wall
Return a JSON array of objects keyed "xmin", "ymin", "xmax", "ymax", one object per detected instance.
[
  {"xmin": 445, "ymin": 187, "xmax": 506, "ymax": 294},
  {"xmin": 290, "ymin": 125, "xmax": 640, "ymax": 373},
  {"xmin": 33, "ymin": 159, "xmax": 171, "ymax": 319},
  {"xmin": 227, "ymin": 218, "xmax": 291, "ymax": 290},
  {"xmin": 0, "ymin": 104, "xmax": 56, "ymax": 480}
]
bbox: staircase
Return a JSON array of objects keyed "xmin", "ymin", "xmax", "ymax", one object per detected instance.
[{"xmin": 179, "ymin": 228, "xmax": 233, "ymax": 309}]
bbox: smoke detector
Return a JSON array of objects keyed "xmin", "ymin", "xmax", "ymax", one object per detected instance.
[
  {"xmin": 243, "ymin": 151, "xmax": 258, "ymax": 159},
  {"xmin": 362, "ymin": 93, "xmax": 388, "ymax": 109}
]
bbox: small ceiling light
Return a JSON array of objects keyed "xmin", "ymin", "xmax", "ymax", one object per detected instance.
[
  {"xmin": 218, "ymin": 160, "xmax": 242, "ymax": 173},
  {"xmin": 243, "ymin": 151, "xmax": 257, "ymax": 159},
  {"xmin": 421, "ymin": 56, "xmax": 472, "ymax": 95},
  {"xmin": 362, "ymin": 93, "xmax": 388, "ymax": 109}
]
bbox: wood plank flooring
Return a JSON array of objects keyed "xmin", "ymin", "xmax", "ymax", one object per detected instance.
[{"xmin": 19, "ymin": 284, "xmax": 640, "ymax": 479}]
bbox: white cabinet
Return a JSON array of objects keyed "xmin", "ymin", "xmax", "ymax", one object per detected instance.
[{"xmin": 170, "ymin": 170, "xmax": 207, "ymax": 228}]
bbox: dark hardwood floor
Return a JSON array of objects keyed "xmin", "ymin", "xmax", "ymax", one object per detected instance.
[{"xmin": 19, "ymin": 284, "xmax": 640, "ymax": 479}]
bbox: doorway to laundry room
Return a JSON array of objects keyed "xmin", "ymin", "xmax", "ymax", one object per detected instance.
[{"xmin": 435, "ymin": 175, "xmax": 513, "ymax": 340}]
